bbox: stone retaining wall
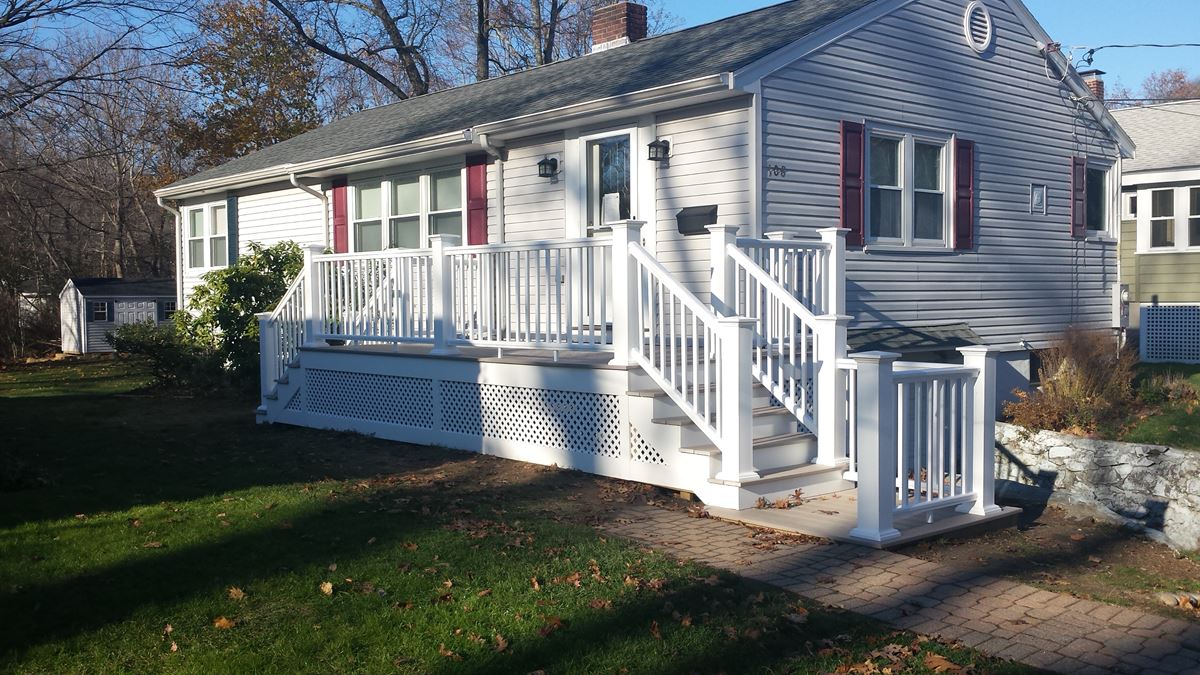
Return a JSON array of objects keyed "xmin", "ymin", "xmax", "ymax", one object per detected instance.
[{"xmin": 995, "ymin": 422, "xmax": 1200, "ymax": 551}]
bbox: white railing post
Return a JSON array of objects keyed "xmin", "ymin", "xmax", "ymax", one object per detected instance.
[
  {"xmin": 764, "ymin": 231, "xmax": 797, "ymax": 241},
  {"xmin": 429, "ymin": 234, "xmax": 462, "ymax": 355},
  {"xmin": 848, "ymin": 350, "xmax": 901, "ymax": 543},
  {"xmin": 813, "ymin": 314, "xmax": 849, "ymax": 465},
  {"xmin": 608, "ymin": 220, "xmax": 644, "ymax": 367},
  {"xmin": 302, "ymin": 245, "xmax": 324, "ymax": 344},
  {"xmin": 715, "ymin": 316, "xmax": 759, "ymax": 483},
  {"xmin": 707, "ymin": 224, "xmax": 739, "ymax": 317},
  {"xmin": 817, "ymin": 227, "xmax": 847, "ymax": 316},
  {"xmin": 957, "ymin": 346, "xmax": 1001, "ymax": 516},
  {"xmin": 256, "ymin": 311, "xmax": 276, "ymax": 402}
]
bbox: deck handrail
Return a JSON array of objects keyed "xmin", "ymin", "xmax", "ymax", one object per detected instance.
[{"xmin": 735, "ymin": 234, "xmax": 831, "ymax": 314}]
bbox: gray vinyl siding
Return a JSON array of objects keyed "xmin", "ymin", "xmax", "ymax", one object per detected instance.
[
  {"xmin": 760, "ymin": 0, "xmax": 1121, "ymax": 348},
  {"xmin": 654, "ymin": 98, "xmax": 753, "ymax": 293},
  {"xmin": 491, "ymin": 134, "xmax": 567, "ymax": 243}
]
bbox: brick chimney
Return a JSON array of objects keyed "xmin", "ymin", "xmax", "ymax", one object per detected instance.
[
  {"xmin": 1080, "ymin": 69, "xmax": 1105, "ymax": 102},
  {"xmin": 591, "ymin": 2, "xmax": 648, "ymax": 53}
]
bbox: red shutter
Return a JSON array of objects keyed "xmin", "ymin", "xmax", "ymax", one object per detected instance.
[
  {"xmin": 840, "ymin": 120, "xmax": 865, "ymax": 246},
  {"xmin": 331, "ymin": 176, "xmax": 348, "ymax": 253},
  {"xmin": 1070, "ymin": 156, "xmax": 1087, "ymax": 238},
  {"xmin": 953, "ymin": 138, "xmax": 975, "ymax": 250},
  {"xmin": 466, "ymin": 155, "xmax": 488, "ymax": 245}
]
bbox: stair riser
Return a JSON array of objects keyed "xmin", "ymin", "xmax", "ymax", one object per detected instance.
[
  {"xmin": 753, "ymin": 440, "xmax": 818, "ymax": 472},
  {"xmin": 741, "ymin": 475, "xmax": 855, "ymax": 505},
  {"xmin": 642, "ymin": 389, "xmax": 774, "ymax": 418},
  {"xmin": 677, "ymin": 413, "xmax": 800, "ymax": 447}
]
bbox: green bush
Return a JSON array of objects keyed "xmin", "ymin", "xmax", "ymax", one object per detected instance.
[
  {"xmin": 1004, "ymin": 328, "xmax": 1137, "ymax": 435},
  {"xmin": 1136, "ymin": 371, "xmax": 1199, "ymax": 406},
  {"xmin": 106, "ymin": 321, "xmax": 224, "ymax": 389},
  {"xmin": 174, "ymin": 241, "xmax": 304, "ymax": 386}
]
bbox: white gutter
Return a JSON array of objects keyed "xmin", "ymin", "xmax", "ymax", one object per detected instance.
[
  {"xmin": 156, "ymin": 196, "xmax": 184, "ymax": 306},
  {"xmin": 155, "ymin": 73, "xmax": 737, "ymax": 201},
  {"xmin": 289, "ymin": 173, "xmax": 330, "ymax": 249}
]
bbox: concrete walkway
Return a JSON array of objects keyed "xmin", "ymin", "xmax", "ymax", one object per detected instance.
[{"xmin": 602, "ymin": 504, "xmax": 1200, "ymax": 674}]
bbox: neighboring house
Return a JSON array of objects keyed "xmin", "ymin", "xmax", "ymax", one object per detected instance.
[
  {"xmin": 1110, "ymin": 99, "xmax": 1200, "ymax": 363},
  {"xmin": 155, "ymin": 0, "xmax": 1132, "ymax": 544},
  {"xmin": 60, "ymin": 278, "xmax": 177, "ymax": 354}
]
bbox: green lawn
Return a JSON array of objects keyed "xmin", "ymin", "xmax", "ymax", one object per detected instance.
[
  {"xmin": 1122, "ymin": 363, "xmax": 1200, "ymax": 449},
  {"xmin": 0, "ymin": 358, "xmax": 1034, "ymax": 673}
]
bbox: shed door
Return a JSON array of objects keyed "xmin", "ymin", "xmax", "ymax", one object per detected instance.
[{"xmin": 115, "ymin": 300, "xmax": 156, "ymax": 325}]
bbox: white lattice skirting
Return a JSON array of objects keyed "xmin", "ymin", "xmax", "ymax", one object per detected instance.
[
  {"xmin": 1140, "ymin": 304, "xmax": 1200, "ymax": 364},
  {"xmin": 270, "ymin": 349, "xmax": 691, "ymax": 491}
]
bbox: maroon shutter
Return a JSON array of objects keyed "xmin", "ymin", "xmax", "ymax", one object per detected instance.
[
  {"xmin": 840, "ymin": 120, "xmax": 865, "ymax": 246},
  {"xmin": 953, "ymin": 138, "xmax": 975, "ymax": 250},
  {"xmin": 331, "ymin": 176, "xmax": 348, "ymax": 253},
  {"xmin": 1070, "ymin": 157, "xmax": 1087, "ymax": 238},
  {"xmin": 466, "ymin": 155, "xmax": 488, "ymax": 245}
]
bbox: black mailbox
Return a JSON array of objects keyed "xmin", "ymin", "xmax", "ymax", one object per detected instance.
[{"xmin": 675, "ymin": 205, "xmax": 718, "ymax": 236}]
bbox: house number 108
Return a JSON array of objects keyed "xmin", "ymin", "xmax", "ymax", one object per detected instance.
[{"xmin": 767, "ymin": 164, "xmax": 788, "ymax": 177}]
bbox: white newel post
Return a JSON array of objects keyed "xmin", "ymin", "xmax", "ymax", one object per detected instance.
[
  {"xmin": 848, "ymin": 351, "xmax": 901, "ymax": 543},
  {"xmin": 430, "ymin": 234, "xmax": 462, "ymax": 355},
  {"xmin": 707, "ymin": 224, "xmax": 738, "ymax": 317},
  {"xmin": 302, "ymin": 245, "xmax": 324, "ymax": 344},
  {"xmin": 957, "ymin": 346, "xmax": 1001, "ymax": 516},
  {"xmin": 813, "ymin": 314, "xmax": 849, "ymax": 465},
  {"xmin": 816, "ymin": 227, "xmax": 847, "ymax": 316},
  {"xmin": 608, "ymin": 220, "xmax": 644, "ymax": 367},
  {"xmin": 256, "ymin": 311, "xmax": 276, "ymax": 403},
  {"xmin": 714, "ymin": 316, "xmax": 759, "ymax": 483}
]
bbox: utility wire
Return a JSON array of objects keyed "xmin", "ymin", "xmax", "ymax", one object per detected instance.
[{"xmin": 1077, "ymin": 43, "xmax": 1200, "ymax": 66}]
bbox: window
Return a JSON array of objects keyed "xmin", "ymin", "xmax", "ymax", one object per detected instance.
[
  {"xmin": 159, "ymin": 300, "xmax": 177, "ymax": 321},
  {"xmin": 1122, "ymin": 193, "xmax": 1137, "ymax": 220},
  {"xmin": 586, "ymin": 134, "xmax": 631, "ymax": 234},
  {"xmin": 1190, "ymin": 188, "xmax": 1200, "ymax": 246},
  {"xmin": 185, "ymin": 203, "xmax": 230, "ymax": 268},
  {"xmin": 866, "ymin": 129, "xmax": 950, "ymax": 246},
  {"xmin": 1085, "ymin": 167, "xmax": 1107, "ymax": 231},
  {"xmin": 351, "ymin": 168, "xmax": 464, "ymax": 251},
  {"xmin": 90, "ymin": 301, "xmax": 109, "ymax": 322},
  {"xmin": 1150, "ymin": 189, "xmax": 1175, "ymax": 248}
]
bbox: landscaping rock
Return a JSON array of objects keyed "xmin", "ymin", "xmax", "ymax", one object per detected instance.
[
  {"xmin": 996, "ymin": 423, "xmax": 1200, "ymax": 551},
  {"xmin": 1157, "ymin": 592, "xmax": 1183, "ymax": 607}
]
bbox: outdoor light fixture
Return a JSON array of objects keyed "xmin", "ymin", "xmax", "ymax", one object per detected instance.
[
  {"xmin": 537, "ymin": 157, "xmax": 558, "ymax": 178},
  {"xmin": 647, "ymin": 139, "xmax": 670, "ymax": 162}
]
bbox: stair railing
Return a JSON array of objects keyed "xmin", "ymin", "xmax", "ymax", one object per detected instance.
[{"xmin": 256, "ymin": 257, "xmax": 308, "ymax": 402}]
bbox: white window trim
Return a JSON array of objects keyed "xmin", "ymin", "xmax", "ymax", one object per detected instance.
[
  {"xmin": 863, "ymin": 122, "xmax": 954, "ymax": 251},
  {"xmin": 348, "ymin": 164, "xmax": 466, "ymax": 251},
  {"xmin": 183, "ymin": 201, "xmax": 229, "ymax": 270},
  {"xmin": 1121, "ymin": 191, "xmax": 1137, "ymax": 221},
  {"xmin": 91, "ymin": 301, "xmax": 109, "ymax": 322},
  {"xmin": 1136, "ymin": 185, "xmax": 1200, "ymax": 254},
  {"xmin": 571, "ymin": 125, "xmax": 641, "ymax": 238}
]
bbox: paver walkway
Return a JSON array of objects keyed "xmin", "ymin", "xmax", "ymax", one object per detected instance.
[{"xmin": 602, "ymin": 504, "xmax": 1200, "ymax": 675}]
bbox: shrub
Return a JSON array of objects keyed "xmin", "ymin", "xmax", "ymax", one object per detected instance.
[
  {"xmin": 174, "ymin": 241, "xmax": 303, "ymax": 387},
  {"xmin": 1004, "ymin": 328, "xmax": 1136, "ymax": 434},
  {"xmin": 1137, "ymin": 371, "xmax": 1200, "ymax": 407},
  {"xmin": 106, "ymin": 321, "xmax": 224, "ymax": 389}
]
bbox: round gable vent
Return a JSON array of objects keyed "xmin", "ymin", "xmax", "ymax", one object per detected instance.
[{"xmin": 963, "ymin": 1, "xmax": 994, "ymax": 53}]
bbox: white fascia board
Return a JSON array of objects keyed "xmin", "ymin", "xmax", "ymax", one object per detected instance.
[
  {"xmin": 1121, "ymin": 167, "xmax": 1200, "ymax": 187},
  {"xmin": 731, "ymin": 0, "xmax": 917, "ymax": 87},
  {"xmin": 1003, "ymin": 0, "xmax": 1136, "ymax": 157},
  {"xmin": 156, "ymin": 74, "xmax": 736, "ymax": 201}
]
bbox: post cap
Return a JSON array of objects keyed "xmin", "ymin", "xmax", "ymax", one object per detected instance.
[
  {"xmin": 705, "ymin": 224, "xmax": 740, "ymax": 234},
  {"xmin": 849, "ymin": 350, "xmax": 901, "ymax": 363},
  {"xmin": 956, "ymin": 345, "xmax": 995, "ymax": 356},
  {"xmin": 254, "ymin": 311, "xmax": 274, "ymax": 320},
  {"xmin": 428, "ymin": 234, "xmax": 463, "ymax": 246}
]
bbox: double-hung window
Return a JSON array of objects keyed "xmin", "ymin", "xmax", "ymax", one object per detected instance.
[
  {"xmin": 1150, "ymin": 189, "xmax": 1175, "ymax": 248},
  {"xmin": 352, "ymin": 168, "xmax": 464, "ymax": 251},
  {"xmin": 91, "ymin": 301, "xmax": 109, "ymax": 322},
  {"xmin": 1190, "ymin": 187, "xmax": 1200, "ymax": 246},
  {"xmin": 185, "ymin": 202, "xmax": 229, "ymax": 268},
  {"xmin": 1085, "ymin": 166, "xmax": 1108, "ymax": 233},
  {"xmin": 867, "ymin": 128, "xmax": 950, "ymax": 247}
]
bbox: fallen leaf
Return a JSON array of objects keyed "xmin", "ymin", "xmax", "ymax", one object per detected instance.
[
  {"xmin": 212, "ymin": 616, "xmax": 235, "ymax": 630},
  {"xmin": 443, "ymin": 579, "xmax": 454, "ymax": 589},
  {"xmin": 367, "ymin": 537, "xmax": 377, "ymax": 545},
  {"xmin": 649, "ymin": 620, "xmax": 661, "ymax": 640},
  {"xmin": 227, "ymin": 586, "xmax": 246, "ymax": 601},
  {"xmin": 1070, "ymin": 533, "xmax": 1086, "ymax": 542},
  {"xmin": 922, "ymin": 653, "xmax": 962, "ymax": 673},
  {"xmin": 319, "ymin": 581, "xmax": 334, "ymax": 596},
  {"xmin": 477, "ymin": 588, "xmax": 492, "ymax": 598},
  {"xmin": 403, "ymin": 542, "xmax": 419, "ymax": 551},
  {"xmin": 589, "ymin": 598, "xmax": 612, "ymax": 610},
  {"xmin": 494, "ymin": 633, "xmax": 509, "ymax": 652},
  {"xmin": 169, "ymin": 641, "xmax": 178, "ymax": 652},
  {"xmin": 531, "ymin": 576, "xmax": 541, "ymax": 592},
  {"xmin": 679, "ymin": 614, "xmax": 692, "ymax": 627},
  {"xmin": 163, "ymin": 624, "xmax": 174, "ymax": 636},
  {"xmin": 438, "ymin": 644, "xmax": 462, "ymax": 660},
  {"xmin": 328, "ymin": 563, "xmax": 337, "ymax": 572},
  {"xmin": 143, "ymin": 541, "xmax": 163, "ymax": 549},
  {"xmin": 538, "ymin": 616, "xmax": 565, "ymax": 637}
]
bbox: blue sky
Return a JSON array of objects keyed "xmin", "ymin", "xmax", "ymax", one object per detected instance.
[{"xmin": 665, "ymin": 0, "xmax": 1200, "ymax": 94}]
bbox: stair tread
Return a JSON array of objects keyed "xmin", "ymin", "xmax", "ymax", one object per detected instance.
[
  {"xmin": 651, "ymin": 404, "xmax": 794, "ymax": 427},
  {"xmin": 679, "ymin": 431, "xmax": 815, "ymax": 456},
  {"xmin": 708, "ymin": 461, "xmax": 845, "ymax": 487}
]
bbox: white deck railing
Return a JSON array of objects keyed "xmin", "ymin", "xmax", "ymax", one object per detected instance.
[
  {"xmin": 736, "ymin": 234, "xmax": 829, "ymax": 314},
  {"xmin": 846, "ymin": 347, "xmax": 999, "ymax": 543},
  {"xmin": 313, "ymin": 249, "xmax": 434, "ymax": 344},
  {"xmin": 446, "ymin": 238, "xmax": 611, "ymax": 349}
]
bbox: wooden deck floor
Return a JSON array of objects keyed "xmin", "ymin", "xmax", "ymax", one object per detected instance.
[
  {"xmin": 303, "ymin": 342, "xmax": 629, "ymax": 369},
  {"xmin": 707, "ymin": 491, "xmax": 1020, "ymax": 549}
]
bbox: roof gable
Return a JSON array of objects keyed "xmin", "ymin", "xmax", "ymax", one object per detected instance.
[{"xmin": 163, "ymin": 0, "xmax": 874, "ymax": 193}]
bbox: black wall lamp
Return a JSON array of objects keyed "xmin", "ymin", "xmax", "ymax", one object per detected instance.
[
  {"xmin": 647, "ymin": 139, "xmax": 670, "ymax": 162},
  {"xmin": 537, "ymin": 156, "xmax": 558, "ymax": 178}
]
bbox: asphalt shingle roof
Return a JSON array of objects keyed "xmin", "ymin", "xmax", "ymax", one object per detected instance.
[
  {"xmin": 71, "ymin": 278, "xmax": 176, "ymax": 297},
  {"xmin": 1111, "ymin": 100, "xmax": 1200, "ymax": 174},
  {"xmin": 165, "ymin": 0, "xmax": 874, "ymax": 191}
]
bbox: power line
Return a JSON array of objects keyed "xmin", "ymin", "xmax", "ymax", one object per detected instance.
[{"xmin": 1078, "ymin": 43, "xmax": 1200, "ymax": 66}]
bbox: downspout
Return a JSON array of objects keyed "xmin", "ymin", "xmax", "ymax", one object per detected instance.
[
  {"xmin": 475, "ymin": 132, "xmax": 506, "ymax": 243},
  {"xmin": 290, "ymin": 173, "xmax": 330, "ymax": 249},
  {"xmin": 157, "ymin": 196, "xmax": 183, "ymax": 307}
]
